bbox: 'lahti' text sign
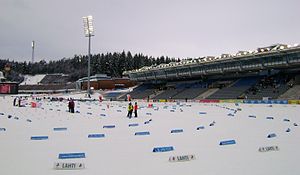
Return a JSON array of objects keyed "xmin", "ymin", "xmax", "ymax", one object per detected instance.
[
  {"xmin": 169, "ymin": 154, "xmax": 196, "ymax": 162},
  {"xmin": 259, "ymin": 146, "xmax": 279, "ymax": 152},
  {"xmin": 54, "ymin": 162, "xmax": 85, "ymax": 170}
]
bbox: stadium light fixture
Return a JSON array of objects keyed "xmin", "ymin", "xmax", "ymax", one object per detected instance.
[
  {"xmin": 31, "ymin": 41, "xmax": 35, "ymax": 63},
  {"xmin": 82, "ymin": 15, "xmax": 95, "ymax": 97}
]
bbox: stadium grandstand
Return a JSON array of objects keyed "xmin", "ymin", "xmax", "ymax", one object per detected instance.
[
  {"xmin": 123, "ymin": 43, "xmax": 300, "ymax": 100},
  {"xmin": 19, "ymin": 74, "xmax": 76, "ymax": 94}
]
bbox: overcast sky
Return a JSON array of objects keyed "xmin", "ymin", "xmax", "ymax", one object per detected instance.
[{"xmin": 0, "ymin": 0, "xmax": 299, "ymax": 62}]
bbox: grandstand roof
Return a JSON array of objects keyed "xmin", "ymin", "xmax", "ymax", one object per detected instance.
[
  {"xmin": 124, "ymin": 43, "xmax": 300, "ymax": 75},
  {"xmin": 77, "ymin": 74, "xmax": 112, "ymax": 82}
]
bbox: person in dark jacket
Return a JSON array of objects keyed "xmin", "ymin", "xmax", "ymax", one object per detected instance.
[
  {"xmin": 13, "ymin": 97, "xmax": 17, "ymax": 106},
  {"xmin": 68, "ymin": 99, "xmax": 75, "ymax": 113}
]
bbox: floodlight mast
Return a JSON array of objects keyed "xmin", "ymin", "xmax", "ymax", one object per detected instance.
[
  {"xmin": 31, "ymin": 41, "xmax": 35, "ymax": 63},
  {"xmin": 83, "ymin": 15, "xmax": 94, "ymax": 97}
]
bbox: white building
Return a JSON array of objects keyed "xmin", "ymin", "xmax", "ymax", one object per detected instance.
[{"xmin": 0, "ymin": 71, "xmax": 5, "ymax": 82}]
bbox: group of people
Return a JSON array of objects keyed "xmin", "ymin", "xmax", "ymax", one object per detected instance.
[
  {"xmin": 13, "ymin": 97, "xmax": 22, "ymax": 107},
  {"xmin": 67, "ymin": 98, "xmax": 138, "ymax": 117},
  {"xmin": 127, "ymin": 102, "xmax": 138, "ymax": 118}
]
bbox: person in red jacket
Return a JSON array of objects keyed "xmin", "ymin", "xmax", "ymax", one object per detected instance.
[{"xmin": 134, "ymin": 102, "xmax": 138, "ymax": 118}]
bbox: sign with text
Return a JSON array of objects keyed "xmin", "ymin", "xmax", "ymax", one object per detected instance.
[
  {"xmin": 169, "ymin": 154, "xmax": 196, "ymax": 162},
  {"xmin": 258, "ymin": 146, "xmax": 279, "ymax": 152},
  {"xmin": 54, "ymin": 162, "xmax": 85, "ymax": 170}
]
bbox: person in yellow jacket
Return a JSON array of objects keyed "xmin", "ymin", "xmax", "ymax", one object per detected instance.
[{"xmin": 127, "ymin": 102, "xmax": 133, "ymax": 118}]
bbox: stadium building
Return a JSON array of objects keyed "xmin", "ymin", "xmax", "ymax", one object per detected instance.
[{"xmin": 123, "ymin": 44, "xmax": 300, "ymax": 101}]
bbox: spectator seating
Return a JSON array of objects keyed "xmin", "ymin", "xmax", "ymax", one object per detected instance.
[
  {"xmin": 245, "ymin": 75, "xmax": 290, "ymax": 100},
  {"xmin": 40, "ymin": 74, "xmax": 70, "ymax": 84},
  {"xmin": 207, "ymin": 77, "xmax": 259, "ymax": 99}
]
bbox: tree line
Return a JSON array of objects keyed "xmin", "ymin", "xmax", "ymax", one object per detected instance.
[{"xmin": 0, "ymin": 51, "xmax": 179, "ymax": 82}]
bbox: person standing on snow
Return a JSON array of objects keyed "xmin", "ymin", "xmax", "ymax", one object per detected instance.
[
  {"xmin": 134, "ymin": 102, "xmax": 138, "ymax": 118},
  {"xmin": 127, "ymin": 102, "xmax": 133, "ymax": 118},
  {"xmin": 68, "ymin": 99, "xmax": 75, "ymax": 113}
]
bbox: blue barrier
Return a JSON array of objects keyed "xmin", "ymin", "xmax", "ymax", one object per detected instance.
[
  {"xmin": 283, "ymin": 119, "xmax": 290, "ymax": 122},
  {"xmin": 249, "ymin": 115, "xmax": 256, "ymax": 118},
  {"xmin": 103, "ymin": 125, "xmax": 115, "ymax": 129},
  {"xmin": 286, "ymin": 128, "xmax": 291, "ymax": 132},
  {"xmin": 243, "ymin": 100, "xmax": 288, "ymax": 104},
  {"xmin": 266, "ymin": 117, "xmax": 274, "ymax": 120},
  {"xmin": 53, "ymin": 127, "xmax": 67, "ymax": 131},
  {"xmin": 153, "ymin": 146, "xmax": 174, "ymax": 152},
  {"xmin": 0, "ymin": 128, "xmax": 6, "ymax": 131},
  {"xmin": 197, "ymin": 126, "xmax": 205, "ymax": 130},
  {"xmin": 31, "ymin": 136, "xmax": 48, "ymax": 140},
  {"xmin": 209, "ymin": 121, "xmax": 216, "ymax": 126},
  {"xmin": 135, "ymin": 131, "xmax": 150, "ymax": 136},
  {"xmin": 267, "ymin": 133, "xmax": 276, "ymax": 138},
  {"xmin": 199, "ymin": 112, "xmax": 207, "ymax": 114},
  {"xmin": 219, "ymin": 140, "xmax": 236, "ymax": 145},
  {"xmin": 100, "ymin": 114, "xmax": 106, "ymax": 117},
  {"xmin": 129, "ymin": 123, "xmax": 139, "ymax": 127},
  {"xmin": 58, "ymin": 152, "xmax": 86, "ymax": 159},
  {"xmin": 171, "ymin": 129, "xmax": 183, "ymax": 133},
  {"xmin": 88, "ymin": 134, "xmax": 105, "ymax": 138}
]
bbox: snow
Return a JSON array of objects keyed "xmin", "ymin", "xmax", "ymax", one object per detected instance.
[
  {"xmin": 20, "ymin": 74, "xmax": 46, "ymax": 85},
  {"xmin": 0, "ymin": 94, "xmax": 300, "ymax": 175}
]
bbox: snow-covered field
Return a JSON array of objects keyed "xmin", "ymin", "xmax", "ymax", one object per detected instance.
[{"xmin": 0, "ymin": 94, "xmax": 300, "ymax": 175}]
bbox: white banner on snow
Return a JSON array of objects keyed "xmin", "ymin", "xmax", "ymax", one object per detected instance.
[
  {"xmin": 258, "ymin": 146, "xmax": 279, "ymax": 152},
  {"xmin": 54, "ymin": 162, "xmax": 85, "ymax": 170},
  {"xmin": 169, "ymin": 154, "xmax": 196, "ymax": 162}
]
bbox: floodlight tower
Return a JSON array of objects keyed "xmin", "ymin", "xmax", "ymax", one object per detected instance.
[
  {"xmin": 31, "ymin": 41, "xmax": 35, "ymax": 63},
  {"xmin": 82, "ymin": 15, "xmax": 95, "ymax": 96}
]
